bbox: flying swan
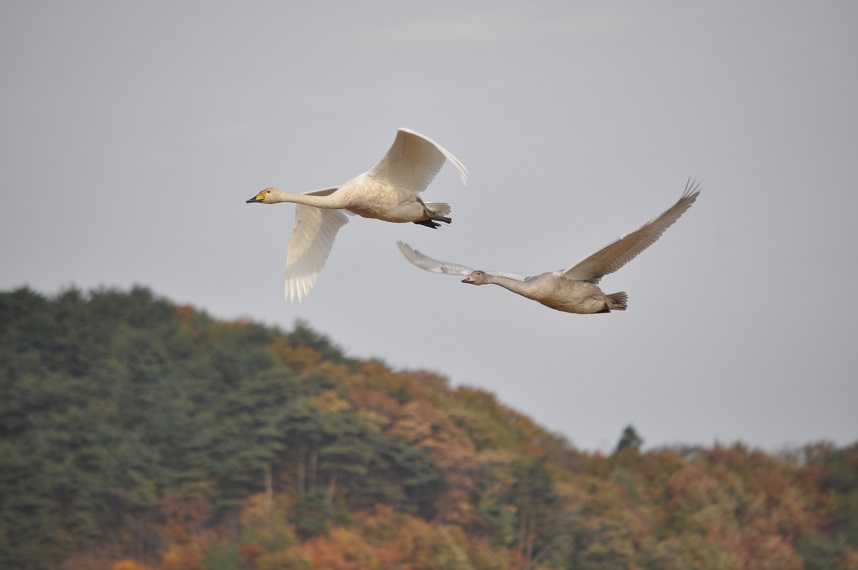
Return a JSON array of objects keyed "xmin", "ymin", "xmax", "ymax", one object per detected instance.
[
  {"xmin": 397, "ymin": 180, "xmax": 701, "ymax": 314},
  {"xmin": 247, "ymin": 128, "xmax": 468, "ymax": 301}
]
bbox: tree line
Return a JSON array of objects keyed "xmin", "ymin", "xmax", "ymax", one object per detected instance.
[{"xmin": 0, "ymin": 286, "xmax": 855, "ymax": 570}]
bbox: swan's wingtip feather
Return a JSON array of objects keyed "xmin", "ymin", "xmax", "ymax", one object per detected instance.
[
  {"xmin": 285, "ymin": 276, "xmax": 316, "ymax": 303},
  {"xmin": 683, "ymin": 177, "xmax": 704, "ymax": 199},
  {"xmin": 453, "ymin": 159, "xmax": 469, "ymax": 185}
]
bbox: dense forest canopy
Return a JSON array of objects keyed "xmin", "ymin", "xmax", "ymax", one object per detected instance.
[{"xmin": 1, "ymin": 286, "xmax": 856, "ymax": 570}]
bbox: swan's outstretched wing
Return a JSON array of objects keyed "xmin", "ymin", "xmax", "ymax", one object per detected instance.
[
  {"xmin": 397, "ymin": 241, "xmax": 473, "ymax": 276},
  {"xmin": 367, "ymin": 129, "xmax": 468, "ymax": 192},
  {"xmin": 284, "ymin": 188, "xmax": 349, "ymax": 301},
  {"xmin": 396, "ymin": 242, "xmax": 527, "ymax": 281},
  {"xmin": 561, "ymin": 180, "xmax": 701, "ymax": 283}
]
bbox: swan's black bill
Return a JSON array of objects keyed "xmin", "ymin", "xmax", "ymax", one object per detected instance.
[
  {"xmin": 246, "ymin": 196, "xmax": 261, "ymax": 203},
  {"xmin": 461, "ymin": 278, "xmax": 475, "ymax": 284}
]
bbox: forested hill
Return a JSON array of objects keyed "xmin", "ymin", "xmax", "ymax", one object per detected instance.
[{"xmin": 1, "ymin": 287, "xmax": 856, "ymax": 570}]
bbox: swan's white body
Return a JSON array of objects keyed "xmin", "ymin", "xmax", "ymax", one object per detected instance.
[
  {"xmin": 398, "ymin": 181, "xmax": 701, "ymax": 314},
  {"xmin": 247, "ymin": 128, "xmax": 468, "ymax": 301}
]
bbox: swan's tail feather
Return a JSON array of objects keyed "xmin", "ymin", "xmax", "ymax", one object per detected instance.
[
  {"xmin": 606, "ymin": 292, "xmax": 628, "ymax": 311},
  {"xmin": 425, "ymin": 202, "xmax": 451, "ymax": 217}
]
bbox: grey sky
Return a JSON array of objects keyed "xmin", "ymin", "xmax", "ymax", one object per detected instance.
[{"xmin": 2, "ymin": 2, "xmax": 856, "ymax": 452}]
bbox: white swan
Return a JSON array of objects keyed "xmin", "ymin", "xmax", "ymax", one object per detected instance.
[
  {"xmin": 397, "ymin": 180, "xmax": 701, "ymax": 314},
  {"xmin": 247, "ymin": 128, "xmax": 468, "ymax": 301}
]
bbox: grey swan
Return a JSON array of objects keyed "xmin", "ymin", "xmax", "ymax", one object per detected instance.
[{"xmin": 397, "ymin": 180, "xmax": 700, "ymax": 314}]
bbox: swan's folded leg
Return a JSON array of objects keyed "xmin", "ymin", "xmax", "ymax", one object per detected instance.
[{"xmin": 414, "ymin": 197, "xmax": 452, "ymax": 226}]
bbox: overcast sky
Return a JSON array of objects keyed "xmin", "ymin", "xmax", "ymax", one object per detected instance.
[{"xmin": 2, "ymin": 2, "xmax": 856, "ymax": 453}]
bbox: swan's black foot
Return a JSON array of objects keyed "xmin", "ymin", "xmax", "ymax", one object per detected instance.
[{"xmin": 413, "ymin": 218, "xmax": 450, "ymax": 229}]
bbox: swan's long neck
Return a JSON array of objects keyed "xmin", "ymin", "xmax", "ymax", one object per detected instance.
[
  {"xmin": 486, "ymin": 275, "xmax": 536, "ymax": 298},
  {"xmin": 270, "ymin": 189, "xmax": 346, "ymax": 209}
]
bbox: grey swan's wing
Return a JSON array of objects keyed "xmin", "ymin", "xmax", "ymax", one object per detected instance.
[{"xmin": 560, "ymin": 180, "xmax": 701, "ymax": 283}]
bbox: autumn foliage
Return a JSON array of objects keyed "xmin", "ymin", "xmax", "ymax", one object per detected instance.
[{"xmin": 1, "ymin": 286, "xmax": 856, "ymax": 570}]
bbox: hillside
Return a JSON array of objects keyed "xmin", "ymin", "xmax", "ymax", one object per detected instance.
[{"xmin": 1, "ymin": 286, "xmax": 856, "ymax": 570}]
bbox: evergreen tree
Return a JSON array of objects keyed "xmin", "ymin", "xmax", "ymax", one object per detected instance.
[{"xmin": 615, "ymin": 424, "xmax": 644, "ymax": 454}]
